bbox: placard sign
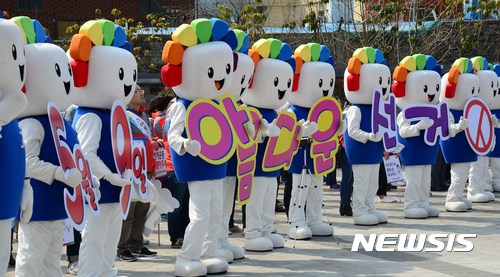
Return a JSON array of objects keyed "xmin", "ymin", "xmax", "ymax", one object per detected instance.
[
  {"xmin": 308, "ymin": 96, "xmax": 342, "ymax": 175},
  {"xmin": 153, "ymin": 147, "xmax": 167, "ymax": 179},
  {"xmin": 383, "ymin": 155, "xmax": 404, "ymax": 183},
  {"xmin": 48, "ymin": 102, "xmax": 100, "ymax": 231},
  {"xmin": 403, "ymin": 103, "xmax": 450, "ymax": 146},
  {"xmin": 464, "ymin": 97, "xmax": 494, "ymax": 155},
  {"xmin": 372, "ymin": 90, "xmax": 398, "ymax": 152}
]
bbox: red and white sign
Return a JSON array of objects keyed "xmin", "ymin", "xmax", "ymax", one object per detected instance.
[{"xmin": 464, "ymin": 97, "xmax": 494, "ymax": 156}]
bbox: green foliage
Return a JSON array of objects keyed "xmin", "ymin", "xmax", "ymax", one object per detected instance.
[{"xmin": 216, "ymin": 0, "xmax": 267, "ymax": 41}]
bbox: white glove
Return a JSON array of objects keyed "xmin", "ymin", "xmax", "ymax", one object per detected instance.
[
  {"xmin": 104, "ymin": 170, "xmax": 132, "ymax": 187},
  {"xmin": 20, "ymin": 179, "xmax": 34, "ymax": 223},
  {"xmin": 183, "ymin": 139, "xmax": 201, "ymax": 156},
  {"xmin": 266, "ymin": 119, "xmax": 280, "ymax": 137},
  {"xmin": 368, "ymin": 132, "xmax": 383, "ymax": 142},
  {"xmin": 299, "ymin": 120, "xmax": 318, "ymax": 137},
  {"xmin": 458, "ymin": 116, "xmax": 468, "ymax": 130},
  {"xmin": 54, "ymin": 167, "xmax": 83, "ymax": 188},
  {"xmin": 393, "ymin": 143, "xmax": 405, "ymax": 154},
  {"xmin": 338, "ymin": 119, "xmax": 346, "ymax": 135},
  {"xmin": 492, "ymin": 115, "xmax": 499, "ymax": 127},
  {"xmin": 136, "ymin": 179, "xmax": 155, "ymax": 203},
  {"xmin": 92, "ymin": 176, "xmax": 101, "ymax": 202},
  {"xmin": 244, "ymin": 121, "xmax": 256, "ymax": 139},
  {"xmin": 416, "ymin": 119, "xmax": 434, "ymax": 130},
  {"xmin": 0, "ymin": 125, "xmax": 2, "ymax": 139}
]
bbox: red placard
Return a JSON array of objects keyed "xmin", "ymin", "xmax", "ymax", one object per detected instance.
[{"xmin": 464, "ymin": 98, "xmax": 494, "ymax": 155}]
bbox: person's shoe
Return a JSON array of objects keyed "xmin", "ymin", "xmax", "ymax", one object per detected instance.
[
  {"xmin": 387, "ymin": 184, "xmax": 398, "ymax": 190},
  {"xmin": 229, "ymin": 225, "xmax": 242, "ymax": 234},
  {"xmin": 330, "ymin": 183, "xmax": 340, "ymax": 190},
  {"xmin": 171, "ymin": 238, "xmax": 183, "ymax": 249},
  {"xmin": 133, "ymin": 247, "xmax": 157, "ymax": 257},
  {"xmin": 66, "ymin": 261, "xmax": 78, "ymax": 275},
  {"xmin": 9, "ymin": 254, "xmax": 15, "ymax": 267},
  {"xmin": 117, "ymin": 250, "xmax": 137, "ymax": 262},
  {"xmin": 378, "ymin": 195, "xmax": 397, "ymax": 203},
  {"xmin": 339, "ymin": 204, "xmax": 353, "ymax": 216},
  {"xmin": 275, "ymin": 200, "xmax": 286, "ymax": 213},
  {"xmin": 431, "ymin": 185, "xmax": 448, "ymax": 192}
]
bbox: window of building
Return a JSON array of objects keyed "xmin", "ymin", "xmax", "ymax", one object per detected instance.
[
  {"xmin": 139, "ymin": 0, "xmax": 162, "ymax": 15},
  {"xmin": 18, "ymin": 0, "xmax": 43, "ymax": 11}
]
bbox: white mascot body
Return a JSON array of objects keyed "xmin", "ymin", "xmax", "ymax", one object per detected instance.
[
  {"xmin": 68, "ymin": 19, "xmax": 136, "ymax": 277},
  {"xmin": 286, "ymin": 43, "xmax": 335, "ymax": 239},
  {"xmin": 491, "ymin": 64, "xmax": 500, "ymax": 192},
  {"xmin": 439, "ymin": 57, "xmax": 477, "ymax": 212},
  {"xmin": 219, "ymin": 29, "xmax": 253, "ymax": 261},
  {"xmin": 468, "ymin": 56, "xmax": 497, "ymax": 203},
  {"xmin": 162, "ymin": 18, "xmax": 236, "ymax": 276},
  {"xmin": 0, "ymin": 17, "xmax": 32, "ymax": 276},
  {"xmin": 343, "ymin": 47, "xmax": 391, "ymax": 226},
  {"xmin": 12, "ymin": 16, "xmax": 82, "ymax": 277},
  {"xmin": 240, "ymin": 38, "xmax": 294, "ymax": 251},
  {"xmin": 392, "ymin": 54, "xmax": 442, "ymax": 219}
]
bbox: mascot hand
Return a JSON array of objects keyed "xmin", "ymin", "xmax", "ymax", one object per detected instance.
[
  {"xmin": 300, "ymin": 121, "xmax": 318, "ymax": 137},
  {"xmin": 92, "ymin": 176, "xmax": 101, "ymax": 202},
  {"xmin": 393, "ymin": 143, "xmax": 405, "ymax": 154},
  {"xmin": 493, "ymin": 115, "xmax": 499, "ymax": 127},
  {"xmin": 245, "ymin": 121, "xmax": 256, "ymax": 139},
  {"xmin": 458, "ymin": 116, "xmax": 468, "ymax": 130},
  {"xmin": 416, "ymin": 119, "xmax": 434, "ymax": 130},
  {"xmin": 338, "ymin": 119, "xmax": 347, "ymax": 134},
  {"xmin": 104, "ymin": 172, "xmax": 131, "ymax": 187},
  {"xmin": 266, "ymin": 119, "xmax": 281, "ymax": 137},
  {"xmin": 260, "ymin": 118, "xmax": 270, "ymax": 132},
  {"xmin": 368, "ymin": 132, "xmax": 383, "ymax": 142},
  {"xmin": 20, "ymin": 179, "xmax": 34, "ymax": 223},
  {"xmin": 137, "ymin": 179, "xmax": 156, "ymax": 203},
  {"xmin": 54, "ymin": 167, "xmax": 83, "ymax": 188},
  {"xmin": 183, "ymin": 139, "xmax": 201, "ymax": 156}
]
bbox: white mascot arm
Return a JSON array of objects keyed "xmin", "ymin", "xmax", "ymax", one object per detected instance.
[
  {"xmin": 20, "ymin": 118, "xmax": 82, "ymax": 187},
  {"xmin": 447, "ymin": 111, "xmax": 468, "ymax": 137},
  {"xmin": 492, "ymin": 114, "xmax": 499, "ymax": 128},
  {"xmin": 0, "ymin": 90, "xmax": 27, "ymax": 127},
  {"xmin": 76, "ymin": 113, "xmax": 132, "ymax": 187},
  {"xmin": 346, "ymin": 106, "xmax": 382, "ymax": 143},
  {"xmin": 397, "ymin": 113, "xmax": 434, "ymax": 138},
  {"xmin": 260, "ymin": 118, "xmax": 280, "ymax": 137},
  {"xmin": 299, "ymin": 120, "xmax": 318, "ymax": 137},
  {"xmin": 19, "ymin": 175, "xmax": 34, "ymax": 223},
  {"xmin": 167, "ymin": 102, "xmax": 201, "ymax": 156}
]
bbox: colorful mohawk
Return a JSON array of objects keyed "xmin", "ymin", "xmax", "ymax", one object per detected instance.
[
  {"xmin": 346, "ymin": 47, "xmax": 386, "ymax": 91},
  {"xmin": 11, "ymin": 16, "xmax": 51, "ymax": 44},
  {"xmin": 161, "ymin": 18, "xmax": 237, "ymax": 88},
  {"xmin": 392, "ymin": 54, "xmax": 442, "ymax": 98},
  {"xmin": 69, "ymin": 19, "xmax": 131, "ymax": 87},
  {"xmin": 291, "ymin": 43, "xmax": 334, "ymax": 91},
  {"xmin": 445, "ymin": 57, "xmax": 475, "ymax": 98},
  {"xmin": 231, "ymin": 29, "xmax": 250, "ymax": 72},
  {"xmin": 493, "ymin": 64, "xmax": 500, "ymax": 77}
]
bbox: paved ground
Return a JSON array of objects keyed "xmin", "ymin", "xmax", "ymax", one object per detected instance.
[{"xmin": 7, "ymin": 183, "xmax": 500, "ymax": 277}]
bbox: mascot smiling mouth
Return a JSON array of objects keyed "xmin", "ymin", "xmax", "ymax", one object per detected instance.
[
  {"xmin": 64, "ymin": 81, "xmax": 71, "ymax": 95},
  {"xmin": 428, "ymin": 94, "xmax": 435, "ymax": 102},
  {"xmin": 215, "ymin": 79, "xmax": 225, "ymax": 90},
  {"xmin": 381, "ymin": 87, "xmax": 388, "ymax": 96},
  {"xmin": 124, "ymin": 84, "xmax": 132, "ymax": 97},
  {"xmin": 19, "ymin": 64, "xmax": 25, "ymax": 82},
  {"xmin": 278, "ymin": 89, "xmax": 285, "ymax": 100},
  {"xmin": 240, "ymin": 87, "xmax": 246, "ymax": 96},
  {"xmin": 323, "ymin": 90, "xmax": 329, "ymax": 97}
]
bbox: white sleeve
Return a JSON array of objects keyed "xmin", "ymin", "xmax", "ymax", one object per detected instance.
[
  {"xmin": 167, "ymin": 102, "xmax": 187, "ymax": 155},
  {"xmin": 0, "ymin": 90, "xmax": 27, "ymax": 125},
  {"xmin": 346, "ymin": 106, "xmax": 369, "ymax": 143},
  {"xmin": 75, "ymin": 113, "xmax": 113, "ymax": 179},
  {"xmin": 397, "ymin": 112, "xmax": 420, "ymax": 138},
  {"xmin": 19, "ymin": 118, "xmax": 58, "ymax": 185}
]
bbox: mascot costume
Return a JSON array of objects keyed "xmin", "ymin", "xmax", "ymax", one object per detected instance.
[
  {"xmin": 218, "ymin": 29, "xmax": 253, "ymax": 261},
  {"xmin": 12, "ymin": 16, "xmax": 83, "ymax": 276},
  {"xmin": 439, "ymin": 57, "xmax": 477, "ymax": 212},
  {"xmin": 0, "ymin": 17, "xmax": 32, "ymax": 276},
  {"xmin": 240, "ymin": 38, "xmax": 295, "ymax": 251},
  {"xmin": 287, "ymin": 43, "xmax": 336, "ymax": 239},
  {"xmin": 343, "ymin": 47, "xmax": 391, "ymax": 226},
  {"xmin": 68, "ymin": 19, "xmax": 136, "ymax": 276},
  {"xmin": 491, "ymin": 64, "xmax": 500, "ymax": 193},
  {"xmin": 162, "ymin": 18, "xmax": 236, "ymax": 276},
  {"xmin": 392, "ymin": 54, "xmax": 442, "ymax": 219},
  {"xmin": 468, "ymin": 56, "xmax": 497, "ymax": 203}
]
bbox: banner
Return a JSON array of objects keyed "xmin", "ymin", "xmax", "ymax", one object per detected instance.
[
  {"xmin": 372, "ymin": 90, "xmax": 398, "ymax": 152},
  {"xmin": 403, "ymin": 103, "xmax": 450, "ymax": 146},
  {"xmin": 383, "ymin": 155, "xmax": 404, "ymax": 183},
  {"xmin": 464, "ymin": 97, "xmax": 494, "ymax": 155}
]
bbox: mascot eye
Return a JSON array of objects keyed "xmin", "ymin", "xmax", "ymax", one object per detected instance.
[
  {"xmin": 67, "ymin": 63, "xmax": 72, "ymax": 77},
  {"xmin": 378, "ymin": 77, "xmax": 382, "ymax": 85},
  {"xmin": 319, "ymin": 79, "xmax": 323, "ymax": 88},
  {"xmin": 248, "ymin": 75, "xmax": 252, "ymax": 84},
  {"xmin": 119, "ymin": 68, "xmax": 124, "ymax": 80},
  {"xmin": 492, "ymin": 81, "xmax": 495, "ymax": 88},
  {"xmin": 208, "ymin": 67, "xmax": 214, "ymax": 78},
  {"xmin": 274, "ymin": 77, "xmax": 279, "ymax": 87},
  {"xmin": 12, "ymin": 45, "xmax": 17, "ymax": 60},
  {"xmin": 330, "ymin": 78, "xmax": 334, "ymax": 87},
  {"xmin": 133, "ymin": 70, "xmax": 137, "ymax": 82},
  {"xmin": 423, "ymin": 85, "xmax": 428, "ymax": 93},
  {"xmin": 387, "ymin": 77, "xmax": 390, "ymax": 85},
  {"xmin": 55, "ymin": 63, "xmax": 61, "ymax": 77},
  {"xmin": 240, "ymin": 75, "xmax": 245, "ymax": 85},
  {"xmin": 472, "ymin": 87, "xmax": 475, "ymax": 94},
  {"xmin": 436, "ymin": 84, "xmax": 439, "ymax": 91},
  {"xmin": 226, "ymin": 63, "xmax": 231, "ymax": 74},
  {"xmin": 287, "ymin": 78, "xmax": 292, "ymax": 88}
]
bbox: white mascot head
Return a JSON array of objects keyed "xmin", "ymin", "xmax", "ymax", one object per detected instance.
[
  {"xmin": 225, "ymin": 29, "xmax": 253, "ymax": 101},
  {"xmin": 68, "ymin": 19, "xmax": 137, "ymax": 109},
  {"xmin": 344, "ymin": 47, "xmax": 391, "ymax": 105},
  {"xmin": 287, "ymin": 43, "xmax": 335, "ymax": 108},
  {"xmin": 470, "ymin": 56, "xmax": 499, "ymax": 109},
  {"xmin": 392, "ymin": 54, "xmax": 442, "ymax": 109},
  {"xmin": 241, "ymin": 38, "xmax": 295, "ymax": 109},
  {"xmin": 439, "ymin": 58, "xmax": 479, "ymax": 110},
  {"xmin": 11, "ymin": 17, "xmax": 74, "ymax": 118},
  {"xmin": 161, "ymin": 18, "xmax": 236, "ymax": 101},
  {"xmin": 0, "ymin": 17, "xmax": 27, "ymax": 115}
]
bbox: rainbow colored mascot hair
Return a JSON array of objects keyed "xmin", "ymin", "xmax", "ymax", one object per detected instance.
[
  {"xmin": 290, "ymin": 42, "xmax": 334, "ymax": 92},
  {"xmin": 392, "ymin": 54, "xmax": 442, "ymax": 98},
  {"xmin": 444, "ymin": 57, "xmax": 485, "ymax": 98},
  {"xmin": 161, "ymin": 18, "xmax": 239, "ymax": 88},
  {"xmin": 10, "ymin": 16, "xmax": 51, "ymax": 44},
  {"xmin": 346, "ymin": 47, "xmax": 387, "ymax": 92},
  {"xmin": 69, "ymin": 19, "xmax": 131, "ymax": 88}
]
